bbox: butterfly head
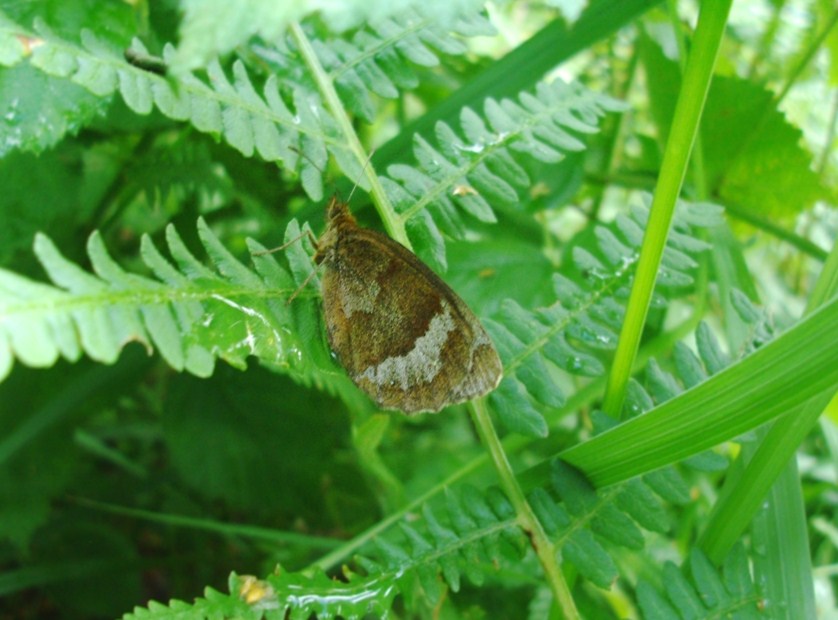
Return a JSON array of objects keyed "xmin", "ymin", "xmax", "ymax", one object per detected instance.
[
  {"xmin": 325, "ymin": 195, "xmax": 355, "ymax": 226},
  {"xmin": 314, "ymin": 196, "xmax": 356, "ymax": 265}
]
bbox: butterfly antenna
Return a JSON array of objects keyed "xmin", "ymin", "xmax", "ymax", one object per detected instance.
[
  {"xmin": 288, "ymin": 145, "xmax": 335, "ymax": 194},
  {"xmin": 346, "ymin": 149, "xmax": 376, "ymax": 203},
  {"xmin": 252, "ymin": 228, "xmax": 317, "ymax": 256}
]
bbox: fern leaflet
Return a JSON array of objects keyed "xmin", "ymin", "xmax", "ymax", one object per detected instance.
[
  {"xmin": 0, "ymin": 15, "xmax": 354, "ymax": 199},
  {"xmin": 483, "ymin": 195, "xmax": 723, "ymax": 437},
  {"xmin": 0, "ymin": 219, "xmax": 334, "ymax": 388},
  {"xmin": 381, "ymin": 80, "xmax": 627, "ymax": 270},
  {"xmin": 636, "ymin": 545, "xmax": 763, "ymax": 619}
]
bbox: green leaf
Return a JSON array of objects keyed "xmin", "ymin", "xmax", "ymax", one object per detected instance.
[
  {"xmin": 0, "ymin": 350, "xmax": 145, "ymax": 550},
  {"xmin": 478, "ymin": 195, "xmax": 716, "ymax": 438},
  {"xmin": 0, "ymin": 12, "xmax": 25, "ymax": 65},
  {"xmin": 722, "ymin": 544, "xmax": 758, "ymax": 606},
  {"xmin": 162, "ymin": 368, "xmax": 352, "ymax": 513},
  {"xmin": 174, "ymin": 1, "xmax": 492, "ymax": 76},
  {"xmin": 559, "ymin": 295, "xmax": 838, "ymax": 487},
  {"xmin": 552, "ymin": 461, "xmax": 644, "ymax": 549},
  {"xmin": 1, "ymin": 14, "xmax": 361, "ymax": 200},
  {"xmin": 640, "ymin": 32, "xmax": 826, "ymax": 221},
  {"xmin": 489, "ymin": 372, "xmax": 547, "ymax": 437},
  {"xmin": 173, "ymin": 0, "xmax": 303, "ymax": 72},
  {"xmin": 523, "ymin": 455, "xmax": 677, "ymax": 592},
  {"xmin": 636, "ymin": 547, "xmax": 761, "ymax": 620},
  {"xmin": 663, "ymin": 560, "xmax": 705, "ymax": 618},
  {"xmin": 672, "ymin": 342, "xmax": 707, "ymax": 388},
  {"xmin": 562, "ymin": 528, "xmax": 617, "ymax": 589},
  {"xmin": 388, "ymin": 79, "xmax": 624, "ymax": 256},
  {"xmin": 0, "ymin": 218, "xmax": 332, "ymax": 387},
  {"xmin": 636, "ymin": 580, "xmax": 679, "ymax": 619},
  {"xmin": 695, "ymin": 320, "xmax": 729, "ymax": 375},
  {"xmin": 374, "ymin": 0, "xmax": 663, "ymax": 173},
  {"xmin": 0, "ymin": 62, "xmax": 106, "ymax": 156},
  {"xmin": 312, "ymin": 9, "xmax": 494, "ymax": 122}
]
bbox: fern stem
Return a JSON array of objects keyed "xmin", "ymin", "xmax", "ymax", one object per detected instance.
[
  {"xmin": 468, "ymin": 399, "xmax": 579, "ymax": 619},
  {"xmin": 288, "ymin": 23, "xmax": 410, "ymax": 249},
  {"xmin": 308, "ymin": 450, "xmax": 490, "ymax": 572},
  {"xmin": 602, "ymin": 0, "xmax": 732, "ymax": 418}
]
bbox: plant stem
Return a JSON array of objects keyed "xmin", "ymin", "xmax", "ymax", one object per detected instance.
[
  {"xmin": 602, "ymin": 0, "xmax": 733, "ymax": 417},
  {"xmin": 288, "ymin": 23, "xmax": 410, "ymax": 249},
  {"xmin": 775, "ymin": 8, "xmax": 838, "ymax": 105},
  {"xmin": 818, "ymin": 88, "xmax": 838, "ymax": 178},
  {"xmin": 469, "ymin": 399, "xmax": 579, "ymax": 619},
  {"xmin": 724, "ymin": 201, "xmax": 828, "ymax": 261},
  {"xmin": 562, "ymin": 296, "xmax": 838, "ymax": 488},
  {"xmin": 309, "ymin": 450, "xmax": 490, "ymax": 572}
]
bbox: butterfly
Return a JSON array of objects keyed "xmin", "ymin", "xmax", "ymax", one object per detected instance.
[{"xmin": 312, "ymin": 196, "xmax": 503, "ymax": 413}]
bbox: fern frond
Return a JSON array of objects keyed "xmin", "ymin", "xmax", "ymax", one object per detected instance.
[
  {"xmin": 307, "ymin": 9, "xmax": 495, "ymax": 121},
  {"xmin": 635, "ymin": 545, "xmax": 763, "ymax": 619},
  {"xmin": 640, "ymin": 289, "xmax": 774, "ymax": 418},
  {"xmin": 0, "ymin": 219, "xmax": 330, "ymax": 386},
  {"xmin": 589, "ymin": 409, "xmax": 693, "ymax": 506},
  {"xmin": 512, "ymin": 294, "xmax": 779, "ymax": 597},
  {"xmin": 484, "ymin": 195, "xmax": 723, "ymax": 437},
  {"xmin": 173, "ymin": 0, "xmax": 491, "ymax": 73},
  {"xmin": 122, "ymin": 580, "xmax": 256, "ymax": 620},
  {"xmin": 0, "ymin": 16, "xmax": 353, "ymax": 199},
  {"xmin": 526, "ymin": 455, "xmax": 674, "ymax": 590},
  {"xmin": 122, "ymin": 569, "xmax": 399, "ymax": 620},
  {"xmin": 0, "ymin": 12, "xmax": 110, "ymax": 156},
  {"xmin": 380, "ymin": 80, "xmax": 626, "ymax": 268},
  {"xmin": 358, "ymin": 485, "xmax": 526, "ymax": 603},
  {"xmin": 123, "ymin": 484, "xmax": 526, "ymax": 619}
]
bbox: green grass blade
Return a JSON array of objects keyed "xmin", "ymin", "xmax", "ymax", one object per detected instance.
[{"xmin": 547, "ymin": 295, "xmax": 838, "ymax": 488}]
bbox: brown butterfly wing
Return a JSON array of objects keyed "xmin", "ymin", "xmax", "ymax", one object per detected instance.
[{"xmin": 320, "ymin": 226, "xmax": 502, "ymax": 413}]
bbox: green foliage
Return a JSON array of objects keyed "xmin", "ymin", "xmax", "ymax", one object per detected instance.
[
  {"xmin": 308, "ymin": 9, "xmax": 496, "ymax": 122},
  {"xmin": 385, "ymin": 80, "xmax": 626, "ymax": 269},
  {"xmin": 638, "ymin": 29, "xmax": 829, "ymax": 222},
  {"xmin": 0, "ymin": 218, "xmax": 330, "ymax": 383},
  {"xmin": 0, "ymin": 1, "xmax": 134, "ymax": 155},
  {"xmin": 636, "ymin": 546, "xmax": 762, "ymax": 619},
  {"xmin": 528, "ymin": 458, "xmax": 671, "ymax": 589},
  {"xmin": 174, "ymin": 0, "xmax": 490, "ymax": 74},
  {"xmin": 1, "ymin": 1, "xmax": 836, "ymax": 619},
  {"xmin": 0, "ymin": 14, "xmax": 351, "ymax": 199},
  {"xmin": 120, "ymin": 485, "xmax": 526, "ymax": 619},
  {"xmin": 485, "ymin": 196, "xmax": 721, "ymax": 437}
]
